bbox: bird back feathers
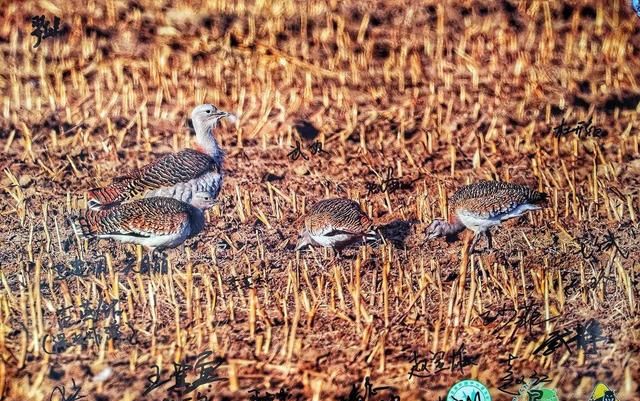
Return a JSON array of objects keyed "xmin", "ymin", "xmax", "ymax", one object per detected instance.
[
  {"xmin": 304, "ymin": 198, "xmax": 373, "ymax": 235},
  {"xmin": 87, "ymin": 149, "xmax": 218, "ymax": 209},
  {"xmin": 451, "ymin": 181, "xmax": 547, "ymax": 208}
]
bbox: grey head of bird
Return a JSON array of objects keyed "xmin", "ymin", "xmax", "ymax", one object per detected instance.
[
  {"xmin": 190, "ymin": 191, "xmax": 217, "ymax": 210},
  {"xmin": 294, "ymin": 230, "xmax": 313, "ymax": 251},
  {"xmin": 191, "ymin": 104, "xmax": 236, "ymax": 129},
  {"xmin": 425, "ymin": 218, "xmax": 448, "ymax": 239}
]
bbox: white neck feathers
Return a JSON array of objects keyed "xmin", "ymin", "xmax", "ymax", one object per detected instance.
[{"xmin": 193, "ymin": 120, "xmax": 224, "ymax": 166}]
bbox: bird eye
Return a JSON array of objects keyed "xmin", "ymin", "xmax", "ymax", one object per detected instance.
[{"xmin": 206, "ymin": 110, "xmax": 211, "ymax": 114}]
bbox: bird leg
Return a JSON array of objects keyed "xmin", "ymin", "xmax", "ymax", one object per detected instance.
[
  {"xmin": 326, "ymin": 247, "xmax": 344, "ymax": 265},
  {"xmin": 152, "ymin": 249, "xmax": 169, "ymax": 273},
  {"xmin": 334, "ymin": 247, "xmax": 343, "ymax": 260},
  {"xmin": 148, "ymin": 248, "xmax": 156, "ymax": 263},
  {"xmin": 469, "ymin": 233, "xmax": 482, "ymax": 254},
  {"xmin": 142, "ymin": 249, "xmax": 156, "ymax": 273},
  {"xmin": 137, "ymin": 250, "xmax": 153, "ymax": 273},
  {"xmin": 485, "ymin": 230, "xmax": 493, "ymax": 251}
]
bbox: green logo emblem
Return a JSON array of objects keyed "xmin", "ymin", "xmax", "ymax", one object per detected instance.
[
  {"xmin": 526, "ymin": 388, "xmax": 559, "ymax": 401},
  {"xmin": 447, "ymin": 379, "xmax": 492, "ymax": 401},
  {"xmin": 512, "ymin": 381, "xmax": 559, "ymax": 401}
]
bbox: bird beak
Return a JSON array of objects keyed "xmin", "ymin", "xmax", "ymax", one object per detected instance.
[
  {"xmin": 218, "ymin": 110, "xmax": 237, "ymax": 124},
  {"xmin": 294, "ymin": 235, "xmax": 309, "ymax": 251}
]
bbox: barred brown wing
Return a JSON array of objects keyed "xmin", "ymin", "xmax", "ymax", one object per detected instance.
[{"xmin": 129, "ymin": 149, "xmax": 217, "ymax": 192}]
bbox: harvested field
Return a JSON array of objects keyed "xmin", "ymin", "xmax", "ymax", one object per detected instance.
[{"xmin": 1, "ymin": 0, "xmax": 639, "ymax": 400}]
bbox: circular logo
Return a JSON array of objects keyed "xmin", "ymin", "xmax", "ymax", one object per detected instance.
[{"xmin": 446, "ymin": 379, "xmax": 492, "ymax": 401}]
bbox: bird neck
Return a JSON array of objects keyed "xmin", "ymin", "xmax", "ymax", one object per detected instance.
[
  {"xmin": 444, "ymin": 217, "xmax": 466, "ymax": 236},
  {"xmin": 188, "ymin": 207, "xmax": 207, "ymax": 236},
  {"xmin": 193, "ymin": 121, "xmax": 224, "ymax": 166}
]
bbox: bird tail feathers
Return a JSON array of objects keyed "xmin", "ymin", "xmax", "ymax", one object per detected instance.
[
  {"xmin": 531, "ymin": 190, "xmax": 549, "ymax": 205},
  {"xmin": 364, "ymin": 229, "xmax": 379, "ymax": 242},
  {"xmin": 87, "ymin": 181, "xmax": 132, "ymax": 210}
]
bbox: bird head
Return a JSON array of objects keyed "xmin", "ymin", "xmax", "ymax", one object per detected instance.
[
  {"xmin": 191, "ymin": 191, "xmax": 217, "ymax": 210},
  {"xmin": 294, "ymin": 231, "xmax": 313, "ymax": 251},
  {"xmin": 191, "ymin": 104, "xmax": 236, "ymax": 129},
  {"xmin": 425, "ymin": 219, "xmax": 447, "ymax": 240}
]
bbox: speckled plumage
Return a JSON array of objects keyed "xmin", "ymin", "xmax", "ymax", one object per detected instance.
[
  {"xmin": 295, "ymin": 198, "xmax": 375, "ymax": 251},
  {"xmin": 426, "ymin": 181, "xmax": 547, "ymax": 252},
  {"xmin": 88, "ymin": 149, "xmax": 221, "ymax": 207},
  {"xmin": 72, "ymin": 195, "xmax": 214, "ymax": 250},
  {"xmin": 449, "ymin": 180, "xmax": 547, "ymax": 220},
  {"xmin": 87, "ymin": 104, "xmax": 234, "ymax": 210}
]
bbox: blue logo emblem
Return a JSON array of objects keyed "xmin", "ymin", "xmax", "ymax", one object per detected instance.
[{"xmin": 447, "ymin": 379, "xmax": 492, "ymax": 401}]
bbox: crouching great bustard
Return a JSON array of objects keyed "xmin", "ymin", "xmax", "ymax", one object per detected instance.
[
  {"xmin": 295, "ymin": 198, "xmax": 377, "ymax": 253},
  {"xmin": 87, "ymin": 104, "xmax": 236, "ymax": 210},
  {"xmin": 426, "ymin": 181, "xmax": 547, "ymax": 253},
  {"xmin": 71, "ymin": 192, "xmax": 216, "ymax": 251}
]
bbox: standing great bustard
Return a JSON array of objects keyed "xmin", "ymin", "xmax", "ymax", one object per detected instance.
[
  {"xmin": 295, "ymin": 198, "xmax": 377, "ymax": 253},
  {"xmin": 425, "ymin": 180, "xmax": 547, "ymax": 253},
  {"xmin": 71, "ymin": 192, "xmax": 217, "ymax": 251},
  {"xmin": 87, "ymin": 104, "xmax": 236, "ymax": 210}
]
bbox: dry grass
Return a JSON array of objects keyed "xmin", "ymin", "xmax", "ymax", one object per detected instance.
[{"xmin": 1, "ymin": 0, "xmax": 639, "ymax": 400}]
